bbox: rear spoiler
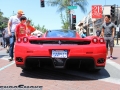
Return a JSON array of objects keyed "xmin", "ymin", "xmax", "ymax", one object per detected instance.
[{"xmin": 28, "ymin": 37, "xmax": 91, "ymax": 42}]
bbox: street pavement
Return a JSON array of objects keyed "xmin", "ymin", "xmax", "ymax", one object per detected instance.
[{"xmin": 0, "ymin": 45, "xmax": 120, "ymax": 90}]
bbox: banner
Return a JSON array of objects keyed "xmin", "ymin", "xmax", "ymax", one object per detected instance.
[{"xmin": 92, "ymin": 5, "xmax": 102, "ymax": 18}]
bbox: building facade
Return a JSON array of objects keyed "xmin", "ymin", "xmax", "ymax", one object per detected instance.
[{"xmin": 77, "ymin": 5, "xmax": 120, "ymax": 36}]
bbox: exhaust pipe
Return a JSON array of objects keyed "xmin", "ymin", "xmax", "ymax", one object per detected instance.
[
  {"xmin": 97, "ymin": 58, "xmax": 105, "ymax": 64},
  {"xmin": 16, "ymin": 57, "xmax": 23, "ymax": 62},
  {"xmin": 53, "ymin": 58, "xmax": 67, "ymax": 68}
]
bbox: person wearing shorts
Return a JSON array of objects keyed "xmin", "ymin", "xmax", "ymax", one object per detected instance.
[{"xmin": 101, "ymin": 15, "xmax": 116, "ymax": 59}]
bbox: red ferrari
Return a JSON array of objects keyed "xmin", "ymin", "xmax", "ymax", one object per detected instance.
[{"xmin": 14, "ymin": 30, "xmax": 106, "ymax": 72}]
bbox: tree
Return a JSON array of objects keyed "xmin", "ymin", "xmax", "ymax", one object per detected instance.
[
  {"xmin": 60, "ymin": 12, "xmax": 69, "ymax": 29},
  {"xmin": 35, "ymin": 24, "xmax": 47, "ymax": 33},
  {"xmin": 47, "ymin": 0, "xmax": 88, "ymax": 27},
  {"xmin": 47, "ymin": 0, "xmax": 88, "ymax": 13},
  {"xmin": 0, "ymin": 10, "xmax": 9, "ymax": 30},
  {"xmin": 27, "ymin": 18, "xmax": 47, "ymax": 33}
]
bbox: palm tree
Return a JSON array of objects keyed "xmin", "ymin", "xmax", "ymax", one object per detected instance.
[
  {"xmin": 47, "ymin": 0, "xmax": 88, "ymax": 28},
  {"xmin": 0, "ymin": 9, "xmax": 3, "ymax": 17},
  {"xmin": 60, "ymin": 11, "xmax": 69, "ymax": 29}
]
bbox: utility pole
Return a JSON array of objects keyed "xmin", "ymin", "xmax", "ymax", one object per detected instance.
[
  {"xmin": 69, "ymin": 10, "xmax": 71, "ymax": 29},
  {"xmin": 68, "ymin": 0, "xmax": 77, "ymax": 29},
  {"xmin": 116, "ymin": 5, "xmax": 119, "ymax": 45},
  {"xmin": 68, "ymin": 0, "xmax": 74, "ymax": 29},
  {"xmin": 68, "ymin": 1, "xmax": 72, "ymax": 29},
  {"xmin": 13, "ymin": 11, "xmax": 15, "ymax": 15},
  {"xmin": 105, "ymin": 0, "xmax": 106, "ymax": 5}
]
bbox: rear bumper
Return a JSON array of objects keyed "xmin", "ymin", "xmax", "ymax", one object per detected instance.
[{"xmin": 14, "ymin": 44, "xmax": 106, "ymax": 69}]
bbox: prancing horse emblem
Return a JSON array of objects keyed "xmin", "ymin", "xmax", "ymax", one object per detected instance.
[{"xmin": 58, "ymin": 40, "xmax": 61, "ymax": 45}]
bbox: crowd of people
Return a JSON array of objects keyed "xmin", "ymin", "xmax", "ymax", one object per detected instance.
[
  {"xmin": 0, "ymin": 12, "xmax": 117, "ymax": 61},
  {"xmin": 2, "ymin": 10, "xmax": 36, "ymax": 61}
]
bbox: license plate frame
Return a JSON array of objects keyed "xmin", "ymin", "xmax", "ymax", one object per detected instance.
[{"xmin": 52, "ymin": 50, "xmax": 67, "ymax": 58}]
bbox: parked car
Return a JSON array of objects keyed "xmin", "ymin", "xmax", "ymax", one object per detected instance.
[{"xmin": 14, "ymin": 29, "xmax": 107, "ymax": 72}]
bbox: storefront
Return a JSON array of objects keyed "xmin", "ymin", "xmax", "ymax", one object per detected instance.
[
  {"xmin": 94, "ymin": 18, "xmax": 104, "ymax": 30},
  {"xmin": 88, "ymin": 18, "xmax": 94, "ymax": 36}
]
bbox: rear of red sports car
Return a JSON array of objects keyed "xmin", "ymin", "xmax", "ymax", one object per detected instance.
[{"xmin": 14, "ymin": 30, "xmax": 107, "ymax": 72}]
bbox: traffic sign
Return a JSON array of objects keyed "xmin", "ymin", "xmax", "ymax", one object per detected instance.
[
  {"xmin": 92, "ymin": 5, "xmax": 102, "ymax": 18},
  {"xmin": 67, "ymin": 6, "xmax": 77, "ymax": 9}
]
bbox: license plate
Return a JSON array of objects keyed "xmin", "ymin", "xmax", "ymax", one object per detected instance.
[{"xmin": 52, "ymin": 50, "xmax": 67, "ymax": 58}]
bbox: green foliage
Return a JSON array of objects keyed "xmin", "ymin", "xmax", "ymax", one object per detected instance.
[
  {"xmin": 47, "ymin": 0, "xmax": 88, "ymax": 13},
  {"xmin": 35, "ymin": 24, "xmax": 47, "ymax": 33},
  {"xmin": 47, "ymin": 0, "xmax": 88, "ymax": 28},
  {"xmin": 60, "ymin": 12, "xmax": 69, "ymax": 29},
  {"xmin": 0, "ymin": 10, "xmax": 47, "ymax": 33},
  {"xmin": 27, "ymin": 18, "xmax": 47, "ymax": 33},
  {"xmin": 0, "ymin": 10, "xmax": 9, "ymax": 30}
]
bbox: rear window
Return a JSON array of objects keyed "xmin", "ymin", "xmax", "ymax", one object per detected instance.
[{"xmin": 46, "ymin": 30, "xmax": 76, "ymax": 37}]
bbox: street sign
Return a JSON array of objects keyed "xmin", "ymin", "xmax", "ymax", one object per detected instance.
[
  {"xmin": 92, "ymin": 5, "xmax": 102, "ymax": 18},
  {"xmin": 67, "ymin": 6, "xmax": 77, "ymax": 9}
]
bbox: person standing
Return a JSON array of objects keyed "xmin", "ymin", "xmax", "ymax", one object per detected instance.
[
  {"xmin": 3, "ymin": 27, "xmax": 10, "ymax": 53},
  {"xmin": 96, "ymin": 27, "xmax": 101, "ymax": 37},
  {"xmin": 2, "ymin": 29, "xmax": 6, "ymax": 48},
  {"xmin": 101, "ymin": 15, "xmax": 116, "ymax": 59},
  {"xmin": 8, "ymin": 10, "xmax": 24, "ymax": 61},
  {"xmin": 26, "ymin": 20, "xmax": 36, "ymax": 36},
  {"xmin": 15, "ymin": 16, "xmax": 27, "ymax": 40}
]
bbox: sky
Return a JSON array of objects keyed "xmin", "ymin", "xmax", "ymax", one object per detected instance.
[{"xmin": 0, "ymin": 0, "xmax": 120, "ymax": 29}]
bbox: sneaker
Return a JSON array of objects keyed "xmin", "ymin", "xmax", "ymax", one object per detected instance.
[
  {"xmin": 8, "ymin": 57, "xmax": 13, "ymax": 61},
  {"xmin": 110, "ymin": 56, "xmax": 113, "ymax": 60}
]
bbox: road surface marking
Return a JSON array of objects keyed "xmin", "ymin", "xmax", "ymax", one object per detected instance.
[
  {"xmin": 0, "ymin": 61, "xmax": 15, "ymax": 71},
  {"xmin": 0, "ymin": 56, "xmax": 120, "ymax": 85},
  {"xmin": 106, "ymin": 59, "xmax": 120, "ymax": 70},
  {"xmin": 0, "ymin": 57, "xmax": 9, "ymax": 61}
]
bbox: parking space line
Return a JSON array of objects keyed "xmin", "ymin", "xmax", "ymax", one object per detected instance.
[
  {"xmin": 106, "ymin": 59, "xmax": 120, "ymax": 70},
  {"xmin": 0, "ymin": 61, "xmax": 15, "ymax": 71}
]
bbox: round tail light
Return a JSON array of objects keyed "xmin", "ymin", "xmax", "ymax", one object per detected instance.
[
  {"xmin": 17, "ymin": 38, "xmax": 22, "ymax": 43},
  {"xmin": 23, "ymin": 37, "xmax": 28, "ymax": 43},
  {"xmin": 99, "ymin": 38, "xmax": 104, "ymax": 43},
  {"xmin": 92, "ymin": 38, "xmax": 98, "ymax": 43}
]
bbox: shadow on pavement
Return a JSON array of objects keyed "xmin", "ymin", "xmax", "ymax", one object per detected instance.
[
  {"xmin": 112, "ymin": 57, "xmax": 118, "ymax": 59},
  {"xmin": 20, "ymin": 67, "xmax": 110, "ymax": 81},
  {"xmin": 0, "ymin": 55, "xmax": 8, "ymax": 58}
]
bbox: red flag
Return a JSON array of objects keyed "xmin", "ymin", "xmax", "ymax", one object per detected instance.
[{"xmin": 92, "ymin": 5, "xmax": 102, "ymax": 18}]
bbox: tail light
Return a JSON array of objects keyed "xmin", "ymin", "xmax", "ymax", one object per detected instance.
[
  {"xmin": 92, "ymin": 38, "xmax": 98, "ymax": 44},
  {"xmin": 17, "ymin": 38, "xmax": 22, "ymax": 43},
  {"xmin": 23, "ymin": 37, "xmax": 28, "ymax": 43},
  {"xmin": 99, "ymin": 38, "xmax": 105, "ymax": 43}
]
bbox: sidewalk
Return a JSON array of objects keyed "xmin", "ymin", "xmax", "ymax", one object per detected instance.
[
  {"xmin": 114, "ymin": 40, "xmax": 120, "ymax": 47},
  {"xmin": 0, "ymin": 45, "xmax": 4, "ymax": 50}
]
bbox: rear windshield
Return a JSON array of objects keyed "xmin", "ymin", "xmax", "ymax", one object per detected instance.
[{"xmin": 46, "ymin": 30, "xmax": 76, "ymax": 37}]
